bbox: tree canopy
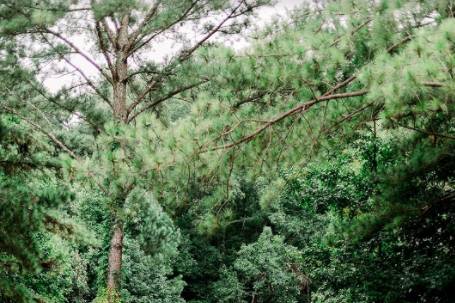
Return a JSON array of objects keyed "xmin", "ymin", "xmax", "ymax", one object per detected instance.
[{"xmin": 1, "ymin": 0, "xmax": 454, "ymax": 302}]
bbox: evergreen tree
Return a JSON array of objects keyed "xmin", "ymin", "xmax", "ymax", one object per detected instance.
[
  {"xmin": 2, "ymin": 0, "xmax": 269, "ymax": 300},
  {"xmin": 0, "ymin": 63, "xmax": 87, "ymax": 302},
  {"xmin": 1, "ymin": 0, "xmax": 455, "ymax": 302}
]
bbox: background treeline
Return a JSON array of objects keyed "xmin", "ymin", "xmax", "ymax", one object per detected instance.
[{"xmin": 1, "ymin": 0, "xmax": 454, "ymax": 302}]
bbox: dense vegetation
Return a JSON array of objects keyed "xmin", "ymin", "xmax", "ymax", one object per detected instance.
[{"xmin": 1, "ymin": 0, "xmax": 454, "ymax": 302}]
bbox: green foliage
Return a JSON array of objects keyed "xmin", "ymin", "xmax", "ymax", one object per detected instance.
[
  {"xmin": 0, "ymin": 114, "xmax": 87, "ymax": 302},
  {"xmin": 214, "ymin": 227, "xmax": 309, "ymax": 303},
  {"xmin": 78, "ymin": 188, "xmax": 186, "ymax": 303},
  {"xmin": 255, "ymin": 135, "xmax": 455, "ymax": 302},
  {"xmin": 2, "ymin": 0, "xmax": 455, "ymax": 302},
  {"xmin": 121, "ymin": 190, "xmax": 185, "ymax": 303},
  {"xmin": 92, "ymin": 288, "xmax": 121, "ymax": 303}
]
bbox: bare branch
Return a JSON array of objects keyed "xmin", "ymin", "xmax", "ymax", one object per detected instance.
[
  {"xmin": 127, "ymin": 0, "xmax": 161, "ymax": 49},
  {"xmin": 89, "ymin": 0, "xmax": 117, "ymax": 47},
  {"xmin": 40, "ymin": 34, "xmax": 113, "ymax": 108},
  {"xmin": 128, "ymin": 1, "xmax": 199, "ymax": 55},
  {"xmin": 102, "ymin": 18, "xmax": 117, "ymax": 47},
  {"xmin": 44, "ymin": 28, "xmax": 113, "ymax": 83},
  {"xmin": 95, "ymin": 20, "xmax": 116, "ymax": 78},
  {"xmin": 177, "ymin": 0, "xmax": 247, "ymax": 62}
]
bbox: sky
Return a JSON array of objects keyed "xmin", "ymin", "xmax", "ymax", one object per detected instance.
[
  {"xmin": 42, "ymin": 0, "xmax": 303, "ymax": 93},
  {"xmin": 259, "ymin": 0, "xmax": 303, "ymax": 20}
]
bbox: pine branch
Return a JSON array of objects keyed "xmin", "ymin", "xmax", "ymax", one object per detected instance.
[
  {"xmin": 94, "ymin": 21, "xmax": 116, "ymax": 78},
  {"xmin": 2, "ymin": 106, "xmax": 78, "ymax": 159},
  {"xmin": 127, "ymin": 79, "xmax": 208, "ymax": 122},
  {"xmin": 177, "ymin": 0, "xmax": 247, "ymax": 63},
  {"xmin": 2, "ymin": 106, "xmax": 110, "ymax": 194},
  {"xmin": 27, "ymin": 80, "xmax": 104, "ymax": 133},
  {"xmin": 40, "ymin": 34, "xmax": 113, "ymax": 108},
  {"xmin": 323, "ymin": 102, "xmax": 375, "ymax": 134},
  {"xmin": 394, "ymin": 122, "xmax": 455, "ymax": 140},
  {"xmin": 19, "ymin": 4, "xmax": 90, "ymax": 12},
  {"xmin": 210, "ymin": 89, "xmax": 370, "ymax": 151},
  {"xmin": 209, "ymin": 78, "xmax": 445, "ymax": 151},
  {"xmin": 233, "ymin": 91, "xmax": 269, "ymax": 108},
  {"xmin": 128, "ymin": 0, "xmax": 249, "ymax": 114},
  {"xmin": 329, "ymin": 18, "xmax": 372, "ymax": 47},
  {"xmin": 44, "ymin": 28, "xmax": 113, "ymax": 84},
  {"xmin": 128, "ymin": 1, "xmax": 200, "ymax": 55},
  {"xmin": 127, "ymin": 0, "xmax": 162, "ymax": 50}
]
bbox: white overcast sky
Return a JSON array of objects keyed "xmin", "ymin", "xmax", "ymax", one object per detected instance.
[{"xmin": 42, "ymin": 0, "xmax": 303, "ymax": 92}]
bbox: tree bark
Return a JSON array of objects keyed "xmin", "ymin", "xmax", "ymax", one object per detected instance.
[
  {"xmin": 107, "ymin": 223, "xmax": 124, "ymax": 293},
  {"xmin": 113, "ymin": 14, "xmax": 129, "ymax": 123},
  {"xmin": 106, "ymin": 14, "xmax": 129, "ymax": 301}
]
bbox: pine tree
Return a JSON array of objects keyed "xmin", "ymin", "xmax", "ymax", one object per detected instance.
[
  {"xmin": 2, "ymin": 0, "xmax": 455, "ymax": 301},
  {"xmin": 1, "ymin": 0, "xmax": 269, "ymax": 299}
]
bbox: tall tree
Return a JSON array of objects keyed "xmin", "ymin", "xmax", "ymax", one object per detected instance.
[
  {"xmin": 1, "ymin": 0, "xmax": 268, "ymax": 299},
  {"xmin": 3, "ymin": 0, "xmax": 455, "ymax": 302}
]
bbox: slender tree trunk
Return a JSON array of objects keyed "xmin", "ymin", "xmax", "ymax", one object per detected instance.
[
  {"xmin": 113, "ymin": 79, "xmax": 127, "ymax": 121},
  {"xmin": 113, "ymin": 14, "xmax": 129, "ymax": 123},
  {"xmin": 107, "ymin": 223, "xmax": 124, "ymax": 291},
  {"xmin": 106, "ymin": 14, "xmax": 129, "ymax": 301}
]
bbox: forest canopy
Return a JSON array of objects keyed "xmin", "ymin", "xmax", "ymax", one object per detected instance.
[{"xmin": 1, "ymin": 0, "xmax": 454, "ymax": 302}]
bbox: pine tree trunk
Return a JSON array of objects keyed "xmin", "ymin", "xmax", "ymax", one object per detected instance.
[
  {"xmin": 107, "ymin": 223, "xmax": 123, "ymax": 298},
  {"xmin": 106, "ymin": 14, "xmax": 129, "ymax": 301}
]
